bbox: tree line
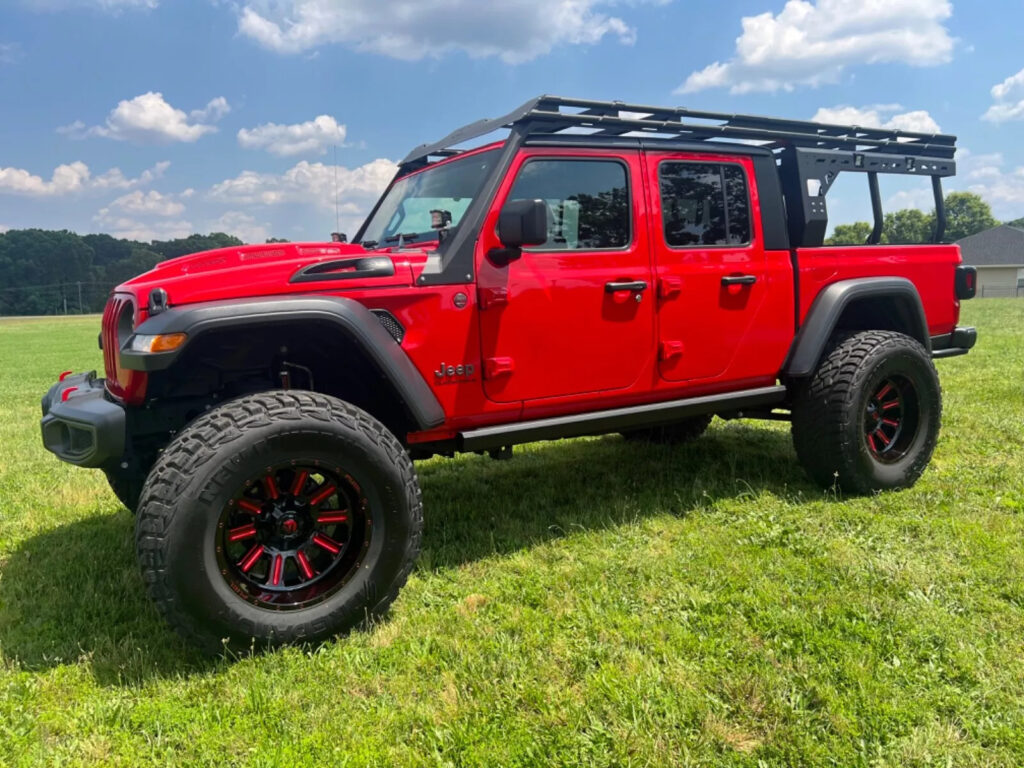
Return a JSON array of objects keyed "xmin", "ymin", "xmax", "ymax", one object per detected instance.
[
  {"xmin": 826, "ymin": 191, "xmax": 1013, "ymax": 246},
  {"xmin": 0, "ymin": 230, "xmax": 256, "ymax": 316}
]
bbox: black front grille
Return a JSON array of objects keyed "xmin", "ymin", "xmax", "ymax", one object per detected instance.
[{"xmin": 370, "ymin": 310, "xmax": 405, "ymax": 343}]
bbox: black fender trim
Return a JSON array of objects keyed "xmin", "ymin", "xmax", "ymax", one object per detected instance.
[
  {"xmin": 121, "ymin": 296, "xmax": 445, "ymax": 430},
  {"xmin": 784, "ymin": 277, "xmax": 930, "ymax": 378}
]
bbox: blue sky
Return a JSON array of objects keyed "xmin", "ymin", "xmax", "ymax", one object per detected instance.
[{"xmin": 1, "ymin": 0, "xmax": 1022, "ymax": 243}]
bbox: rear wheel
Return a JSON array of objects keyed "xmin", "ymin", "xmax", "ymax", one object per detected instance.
[
  {"xmin": 622, "ymin": 414, "xmax": 713, "ymax": 444},
  {"xmin": 791, "ymin": 330, "xmax": 941, "ymax": 493},
  {"xmin": 135, "ymin": 391, "xmax": 421, "ymax": 654}
]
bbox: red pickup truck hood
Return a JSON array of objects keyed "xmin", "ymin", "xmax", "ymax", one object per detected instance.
[{"xmin": 118, "ymin": 242, "xmax": 427, "ymax": 308}]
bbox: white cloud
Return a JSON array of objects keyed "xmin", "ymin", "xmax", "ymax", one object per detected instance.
[
  {"xmin": 0, "ymin": 162, "xmax": 91, "ymax": 196},
  {"xmin": 206, "ymin": 212, "xmax": 271, "ymax": 243},
  {"xmin": 982, "ymin": 68, "xmax": 1024, "ymax": 123},
  {"xmin": 0, "ymin": 43, "xmax": 20, "ymax": 64},
  {"xmin": 191, "ymin": 97, "xmax": 231, "ymax": 123},
  {"xmin": 678, "ymin": 0, "xmax": 954, "ymax": 94},
  {"xmin": 235, "ymin": 0, "xmax": 658, "ymax": 63},
  {"xmin": 92, "ymin": 160, "xmax": 170, "ymax": 191},
  {"xmin": 93, "ymin": 189, "xmax": 192, "ymax": 241},
  {"xmin": 209, "ymin": 158, "xmax": 396, "ymax": 236},
  {"xmin": 91, "ymin": 214, "xmax": 193, "ymax": 242},
  {"xmin": 951, "ymin": 149, "xmax": 1024, "ymax": 220},
  {"xmin": 103, "ymin": 189, "xmax": 185, "ymax": 217},
  {"xmin": 0, "ymin": 224, "xmax": 9, "ymax": 233},
  {"xmin": 59, "ymin": 92, "xmax": 228, "ymax": 144},
  {"xmin": 812, "ymin": 104, "xmax": 942, "ymax": 133},
  {"xmin": 0, "ymin": 160, "xmax": 169, "ymax": 197},
  {"xmin": 238, "ymin": 115, "xmax": 346, "ymax": 157},
  {"xmin": 885, "ymin": 187, "xmax": 937, "ymax": 212},
  {"xmin": 209, "ymin": 157, "xmax": 395, "ymax": 209}
]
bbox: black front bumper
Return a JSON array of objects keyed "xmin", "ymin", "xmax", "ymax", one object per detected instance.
[{"xmin": 40, "ymin": 371, "xmax": 126, "ymax": 468}]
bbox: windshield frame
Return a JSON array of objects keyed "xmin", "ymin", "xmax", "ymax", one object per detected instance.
[{"xmin": 355, "ymin": 143, "xmax": 504, "ymax": 249}]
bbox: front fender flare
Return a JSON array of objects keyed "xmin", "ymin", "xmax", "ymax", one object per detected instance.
[
  {"xmin": 120, "ymin": 295, "xmax": 445, "ymax": 431},
  {"xmin": 784, "ymin": 277, "xmax": 930, "ymax": 378}
]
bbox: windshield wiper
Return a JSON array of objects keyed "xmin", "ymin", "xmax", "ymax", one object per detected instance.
[{"xmin": 382, "ymin": 232, "xmax": 424, "ymax": 245}]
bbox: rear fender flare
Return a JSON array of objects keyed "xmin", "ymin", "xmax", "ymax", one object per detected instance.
[
  {"xmin": 120, "ymin": 296, "xmax": 445, "ymax": 431},
  {"xmin": 784, "ymin": 277, "xmax": 930, "ymax": 378}
]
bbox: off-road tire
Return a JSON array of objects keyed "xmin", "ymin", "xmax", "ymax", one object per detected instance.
[
  {"xmin": 791, "ymin": 330, "xmax": 941, "ymax": 493},
  {"xmin": 135, "ymin": 390, "xmax": 422, "ymax": 654},
  {"xmin": 104, "ymin": 464, "xmax": 148, "ymax": 513},
  {"xmin": 621, "ymin": 414, "xmax": 713, "ymax": 444}
]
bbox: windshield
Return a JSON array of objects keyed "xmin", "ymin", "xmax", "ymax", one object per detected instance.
[{"xmin": 359, "ymin": 148, "xmax": 499, "ymax": 247}]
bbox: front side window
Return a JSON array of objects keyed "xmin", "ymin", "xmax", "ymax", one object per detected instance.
[
  {"xmin": 506, "ymin": 159, "xmax": 630, "ymax": 250},
  {"xmin": 659, "ymin": 162, "xmax": 751, "ymax": 247}
]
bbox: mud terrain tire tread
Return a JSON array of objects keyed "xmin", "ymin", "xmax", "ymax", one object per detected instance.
[
  {"xmin": 791, "ymin": 330, "xmax": 941, "ymax": 494},
  {"xmin": 135, "ymin": 390, "xmax": 421, "ymax": 654}
]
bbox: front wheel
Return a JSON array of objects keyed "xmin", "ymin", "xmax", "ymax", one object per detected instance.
[
  {"xmin": 791, "ymin": 330, "xmax": 941, "ymax": 493},
  {"xmin": 135, "ymin": 391, "xmax": 422, "ymax": 653}
]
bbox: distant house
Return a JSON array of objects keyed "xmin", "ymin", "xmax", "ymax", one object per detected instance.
[{"xmin": 956, "ymin": 225, "xmax": 1024, "ymax": 298}]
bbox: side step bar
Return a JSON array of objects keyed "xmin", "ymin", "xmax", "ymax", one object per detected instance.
[{"xmin": 459, "ymin": 385, "xmax": 788, "ymax": 452}]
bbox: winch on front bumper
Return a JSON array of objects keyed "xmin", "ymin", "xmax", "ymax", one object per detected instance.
[{"xmin": 40, "ymin": 371, "xmax": 126, "ymax": 468}]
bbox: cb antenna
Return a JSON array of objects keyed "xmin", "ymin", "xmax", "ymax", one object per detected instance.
[{"xmin": 333, "ymin": 144, "xmax": 340, "ymax": 233}]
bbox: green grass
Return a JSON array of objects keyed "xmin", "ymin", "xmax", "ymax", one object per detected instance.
[{"xmin": 1, "ymin": 301, "xmax": 1023, "ymax": 766}]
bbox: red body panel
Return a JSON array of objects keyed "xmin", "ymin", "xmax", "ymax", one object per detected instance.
[
  {"xmin": 107, "ymin": 143, "xmax": 965, "ymax": 442},
  {"xmin": 795, "ymin": 245, "xmax": 962, "ymax": 335}
]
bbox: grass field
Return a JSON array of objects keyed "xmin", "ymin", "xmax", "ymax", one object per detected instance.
[{"xmin": 1, "ymin": 301, "xmax": 1023, "ymax": 766}]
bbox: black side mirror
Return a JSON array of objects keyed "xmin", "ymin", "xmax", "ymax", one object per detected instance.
[
  {"xmin": 498, "ymin": 199, "xmax": 548, "ymax": 247},
  {"xmin": 490, "ymin": 199, "xmax": 547, "ymax": 266}
]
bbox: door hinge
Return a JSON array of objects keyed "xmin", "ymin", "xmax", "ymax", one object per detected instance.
[
  {"xmin": 659, "ymin": 340, "xmax": 684, "ymax": 361},
  {"xmin": 478, "ymin": 286, "xmax": 508, "ymax": 309},
  {"xmin": 484, "ymin": 356, "xmax": 515, "ymax": 379},
  {"xmin": 658, "ymin": 277, "xmax": 682, "ymax": 299}
]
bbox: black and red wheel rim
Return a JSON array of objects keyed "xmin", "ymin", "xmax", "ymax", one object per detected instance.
[
  {"xmin": 863, "ymin": 375, "xmax": 920, "ymax": 464},
  {"xmin": 215, "ymin": 462, "xmax": 371, "ymax": 611}
]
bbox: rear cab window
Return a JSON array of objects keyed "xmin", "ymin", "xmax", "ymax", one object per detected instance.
[{"xmin": 658, "ymin": 161, "xmax": 751, "ymax": 247}]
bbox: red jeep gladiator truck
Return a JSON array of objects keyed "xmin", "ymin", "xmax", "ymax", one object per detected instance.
[{"xmin": 40, "ymin": 96, "xmax": 978, "ymax": 652}]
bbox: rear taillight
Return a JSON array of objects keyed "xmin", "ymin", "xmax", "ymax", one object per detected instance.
[
  {"xmin": 101, "ymin": 294, "xmax": 148, "ymax": 404},
  {"xmin": 955, "ymin": 265, "xmax": 977, "ymax": 300}
]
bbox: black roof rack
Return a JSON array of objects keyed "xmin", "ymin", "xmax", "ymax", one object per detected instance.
[
  {"xmin": 401, "ymin": 94, "xmax": 957, "ymax": 166},
  {"xmin": 381, "ymin": 95, "xmax": 958, "ymax": 286}
]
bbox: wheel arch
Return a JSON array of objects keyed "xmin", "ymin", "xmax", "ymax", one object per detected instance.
[
  {"xmin": 784, "ymin": 277, "xmax": 930, "ymax": 379},
  {"xmin": 122, "ymin": 296, "xmax": 445, "ymax": 436}
]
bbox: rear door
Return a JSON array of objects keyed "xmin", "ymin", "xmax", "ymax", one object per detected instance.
[
  {"xmin": 476, "ymin": 149, "xmax": 655, "ymax": 403},
  {"xmin": 647, "ymin": 153, "xmax": 783, "ymax": 383}
]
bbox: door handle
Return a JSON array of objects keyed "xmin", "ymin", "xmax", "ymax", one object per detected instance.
[
  {"xmin": 605, "ymin": 280, "xmax": 648, "ymax": 293},
  {"xmin": 721, "ymin": 275, "xmax": 757, "ymax": 286}
]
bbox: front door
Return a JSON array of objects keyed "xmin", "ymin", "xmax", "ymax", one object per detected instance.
[{"xmin": 477, "ymin": 150, "xmax": 654, "ymax": 403}]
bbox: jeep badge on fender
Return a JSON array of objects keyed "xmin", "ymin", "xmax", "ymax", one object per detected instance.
[{"xmin": 434, "ymin": 362, "xmax": 476, "ymax": 382}]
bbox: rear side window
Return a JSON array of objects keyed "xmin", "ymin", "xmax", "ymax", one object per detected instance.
[
  {"xmin": 659, "ymin": 162, "xmax": 751, "ymax": 247},
  {"xmin": 506, "ymin": 159, "xmax": 630, "ymax": 250}
]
